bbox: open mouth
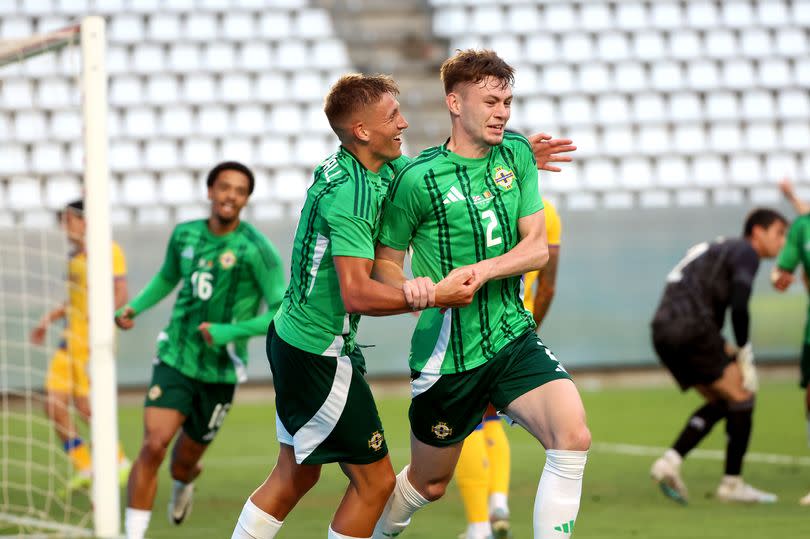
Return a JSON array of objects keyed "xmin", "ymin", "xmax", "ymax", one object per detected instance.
[{"xmin": 488, "ymin": 124, "xmax": 504, "ymax": 133}]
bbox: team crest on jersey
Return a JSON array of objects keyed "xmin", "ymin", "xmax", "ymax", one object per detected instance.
[
  {"xmin": 368, "ymin": 431, "xmax": 385, "ymax": 451},
  {"xmin": 493, "ymin": 167, "xmax": 514, "ymax": 190},
  {"xmin": 147, "ymin": 384, "xmax": 162, "ymax": 401},
  {"xmin": 431, "ymin": 421, "xmax": 453, "ymax": 440},
  {"xmin": 219, "ymin": 250, "xmax": 237, "ymax": 270}
]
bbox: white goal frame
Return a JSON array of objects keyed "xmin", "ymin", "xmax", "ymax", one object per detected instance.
[{"xmin": 0, "ymin": 17, "xmax": 120, "ymax": 538}]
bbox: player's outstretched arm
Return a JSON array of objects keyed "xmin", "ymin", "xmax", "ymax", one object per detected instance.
[
  {"xmin": 779, "ymin": 177, "xmax": 810, "ymax": 215},
  {"xmin": 204, "ymin": 238, "xmax": 286, "ymax": 346},
  {"xmin": 30, "ymin": 305, "xmax": 66, "ymax": 344},
  {"xmin": 114, "ymin": 274, "xmax": 177, "ymax": 330},
  {"xmin": 773, "ymin": 218, "xmax": 802, "ymax": 292},
  {"xmin": 527, "ymin": 132, "xmax": 576, "ymax": 172}
]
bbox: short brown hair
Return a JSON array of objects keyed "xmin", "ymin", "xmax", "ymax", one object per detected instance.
[
  {"xmin": 440, "ymin": 49, "xmax": 515, "ymax": 94},
  {"xmin": 323, "ymin": 74, "xmax": 399, "ymax": 137}
]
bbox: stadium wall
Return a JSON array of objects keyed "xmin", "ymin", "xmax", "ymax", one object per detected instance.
[{"xmin": 110, "ymin": 201, "xmax": 804, "ymax": 386}]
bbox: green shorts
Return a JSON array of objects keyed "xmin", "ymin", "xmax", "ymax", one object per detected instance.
[
  {"xmin": 409, "ymin": 331, "xmax": 572, "ymax": 447},
  {"xmin": 268, "ymin": 324, "xmax": 388, "ymax": 465},
  {"xmin": 145, "ymin": 360, "xmax": 236, "ymax": 445}
]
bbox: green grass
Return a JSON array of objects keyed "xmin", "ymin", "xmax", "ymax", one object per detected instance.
[{"xmin": 5, "ymin": 381, "xmax": 810, "ymax": 537}]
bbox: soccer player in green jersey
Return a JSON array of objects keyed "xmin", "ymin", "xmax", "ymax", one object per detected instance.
[
  {"xmin": 114, "ymin": 161, "xmax": 286, "ymax": 539},
  {"xmin": 773, "ymin": 180, "xmax": 810, "ymax": 505},
  {"xmin": 230, "ymin": 74, "xmax": 479, "ymax": 539},
  {"xmin": 372, "ymin": 50, "xmax": 591, "ymax": 539}
]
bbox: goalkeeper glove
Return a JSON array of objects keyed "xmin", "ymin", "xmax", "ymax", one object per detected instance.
[{"xmin": 737, "ymin": 343, "xmax": 758, "ymax": 393}]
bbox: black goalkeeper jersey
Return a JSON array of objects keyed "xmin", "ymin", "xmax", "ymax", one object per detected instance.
[{"xmin": 654, "ymin": 237, "xmax": 759, "ymax": 330}]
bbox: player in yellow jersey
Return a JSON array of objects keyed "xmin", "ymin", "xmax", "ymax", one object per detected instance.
[
  {"xmin": 455, "ymin": 197, "xmax": 562, "ymax": 539},
  {"xmin": 30, "ymin": 200, "xmax": 131, "ymax": 490}
]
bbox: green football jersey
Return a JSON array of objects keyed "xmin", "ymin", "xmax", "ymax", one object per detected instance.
[
  {"xmin": 154, "ymin": 220, "xmax": 284, "ymax": 384},
  {"xmin": 777, "ymin": 214, "xmax": 810, "ymax": 298},
  {"xmin": 274, "ymin": 147, "xmax": 410, "ymax": 357},
  {"xmin": 379, "ymin": 132, "xmax": 544, "ymax": 374}
]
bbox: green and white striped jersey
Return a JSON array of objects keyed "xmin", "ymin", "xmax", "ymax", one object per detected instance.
[
  {"xmin": 274, "ymin": 147, "xmax": 410, "ymax": 357},
  {"xmin": 379, "ymin": 132, "xmax": 544, "ymax": 374}
]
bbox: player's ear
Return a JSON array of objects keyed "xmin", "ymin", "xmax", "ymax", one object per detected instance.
[
  {"xmin": 446, "ymin": 92, "xmax": 461, "ymax": 116},
  {"xmin": 353, "ymin": 121, "xmax": 370, "ymax": 143}
]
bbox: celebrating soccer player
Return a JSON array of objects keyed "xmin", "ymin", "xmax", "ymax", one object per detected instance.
[
  {"xmin": 650, "ymin": 209, "xmax": 787, "ymax": 504},
  {"xmin": 115, "ymin": 162, "xmax": 286, "ymax": 539},
  {"xmin": 30, "ymin": 199, "xmax": 131, "ymax": 491},
  {"xmin": 230, "ymin": 74, "xmax": 480, "ymax": 539},
  {"xmin": 371, "ymin": 49, "xmax": 591, "ymax": 539},
  {"xmin": 455, "ymin": 196, "xmax": 563, "ymax": 539}
]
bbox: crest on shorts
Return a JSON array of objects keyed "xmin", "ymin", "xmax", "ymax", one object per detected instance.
[
  {"xmin": 219, "ymin": 250, "xmax": 237, "ymax": 270},
  {"xmin": 368, "ymin": 431, "xmax": 385, "ymax": 451},
  {"xmin": 493, "ymin": 167, "xmax": 514, "ymax": 190},
  {"xmin": 147, "ymin": 384, "xmax": 162, "ymax": 401},
  {"xmin": 431, "ymin": 421, "xmax": 453, "ymax": 440}
]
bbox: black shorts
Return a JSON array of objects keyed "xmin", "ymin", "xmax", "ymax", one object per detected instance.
[{"xmin": 651, "ymin": 317, "xmax": 730, "ymax": 391}]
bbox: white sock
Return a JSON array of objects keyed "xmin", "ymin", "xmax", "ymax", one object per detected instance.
[
  {"xmin": 465, "ymin": 521, "xmax": 492, "ymax": 539},
  {"xmin": 231, "ymin": 498, "xmax": 283, "ymax": 539},
  {"xmin": 663, "ymin": 448, "xmax": 682, "ymax": 467},
  {"xmin": 534, "ymin": 449, "xmax": 587, "ymax": 539},
  {"xmin": 125, "ymin": 507, "xmax": 151, "ymax": 539},
  {"xmin": 372, "ymin": 466, "xmax": 429, "ymax": 539},
  {"xmin": 328, "ymin": 525, "xmax": 370, "ymax": 538},
  {"xmin": 489, "ymin": 492, "xmax": 509, "ymax": 516}
]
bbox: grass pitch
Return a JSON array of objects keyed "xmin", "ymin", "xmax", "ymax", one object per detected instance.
[{"xmin": 4, "ymin": 380, "xmax": 810, "ymax": 537}]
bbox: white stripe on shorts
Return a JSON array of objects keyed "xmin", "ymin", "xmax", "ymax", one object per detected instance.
[{"xmin": 290, "ymin": 354, "xmax": 353, "ymax": 464}]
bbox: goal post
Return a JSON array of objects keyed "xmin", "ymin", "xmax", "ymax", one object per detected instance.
[{"xmin": 0, "ymin": 16, "xmax": 120, "ymax": 538}]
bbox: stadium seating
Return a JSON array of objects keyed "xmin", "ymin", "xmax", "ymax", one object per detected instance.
[
  {"xmin": 429, "ymin": 0, "xmax": 810, "ymax": 207},
  {"xmin": 0, "ymin": 1, "xmax": 348, "ymax": 224}
]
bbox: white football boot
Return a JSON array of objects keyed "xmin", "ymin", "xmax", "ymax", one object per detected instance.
[
  {"xmin": 650, "ymin": 449, "xmax": 688, "ymax": 505},
  {"xmin": 715, "ymin": 476, "xmax": 777, "ymax": 504},
  {"xmin": 168, "ymin": 480, "xmax": 195, "ymax": 525}
]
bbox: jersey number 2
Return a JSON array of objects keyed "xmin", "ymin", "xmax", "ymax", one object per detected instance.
[
  {"xmin": 482, "ymin": 210, "xmax": 502, "ymax": 247},
  {"xmin": 191, "ymin": 271, "xmax": 214, "ymax": 300}
]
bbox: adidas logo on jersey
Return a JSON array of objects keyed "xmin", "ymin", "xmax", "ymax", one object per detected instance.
[{"xmin": 442, "ymin": 186, "xmax": 465, "ymax": 205}]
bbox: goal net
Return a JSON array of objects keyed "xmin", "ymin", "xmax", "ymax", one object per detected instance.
[{"xmin": 0, "ymin": 18, "xmax": 120, "ymax": 538}]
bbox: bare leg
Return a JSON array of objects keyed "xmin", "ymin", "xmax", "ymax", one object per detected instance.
[
  {"xmin": 127, "ymin": 407, "xmax": 185, "ymax": 510},
  {"xmin": 249, "ymin": 444, "xmax": 322, "ymax": 521},
  {"xmin": 331, "ymin": 456, "xmax": 395, "ymax": 537},
  {"xmin": 45, "ymin": 390, "xmax": 75, "ymax": 443}
]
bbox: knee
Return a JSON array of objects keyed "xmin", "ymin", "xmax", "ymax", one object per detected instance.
[
  {"xmin": 552, "ymin": 424, "xmax": 592, "ymax": 452},
  {"xmin": 419, "ymin": 477, "xmax": 450, "ymax": 503},
  {"xmin": 292, "ymin": 465, "xmax": 321, "ymax": 493},
  {"xmin": 170, "ymin": 458, "xmax": 199, "ymax": 479},
  {"xmin": 356, "ymin": 469, "xmax": 396, "ymax": 505},
  {"xmin": 140, "ymin": 434, "xmax": 170, "ymax": 463}
]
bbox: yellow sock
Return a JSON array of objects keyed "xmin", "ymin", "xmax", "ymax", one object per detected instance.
[
  {"xmin": 67, "ymin": 440, "xmax": 91, "ymax": 473},
  {"xmin": 483, "ymin": 418, "xmax": 511, "ymax": 499},
  {"xmin": 455, "ymin": 429, "xmax": 490, "ymax": 524}
]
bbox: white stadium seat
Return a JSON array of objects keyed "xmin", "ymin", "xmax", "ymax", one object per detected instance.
[
  {"xmin": 506, "ymin": 5, "xmax": 540, "ymax": 34},
  {"xmin": 578, "ymin": 63, "xmax": 611, "ymax": 94},
  {"xmin": 559, "ymin": 96, "xmax": 592, "ymax": 126},
  {"xmin": 148, "ymin": 13, "xmax": 180, "ymax": 41},
  {"xmin": 122, "ymin": 173, "xmax": 158, "ymax": 206},
  {"xmin": 109, "ymin": 141, "xmax": 141, "ymax": 172},
  {"xmin": 110, "ymin": 76, "xmax": 143, "ymax": 106},
  {"xmin": 174, "ymin": 204, "xmax": 207, "ymax": 223},
  {"xmin": 31, "ymin": 143, "xmax": 65, "ymax": 174},
  {"xmin": 704, "ymin": 30, "xmax": 737, "ymax": 59},
  {"xmin": 221, "ymin": 73, "xmax": 253, "ymax": 103},
  {"xmin": 705, "ymin": 92, "xmax": 739, "ymax": 120},
  {"xmin": 291, "ymin": 71, "xmax": 324, "ymax": 102},
  {"xmin": 656, "ymin": 156, "xmax": 689, "ymax": 187},
  {"xmin": 729, "ymin": 155, "xmax": 763, "ymax": 185},
  {"xmin": 168, "ymin": 44, "xmax": 202, "ymax": 72},
  {"xmin": 146, "ymin": 75, "xmax": 180, "ymax": 105},
  {"xmin": 311, "ymin": 39, "xmax": 350, "ymax": 69},
  {"xmin": 524, "ymin": 97, "xmax": 556, "ymax": 126},
  {"xmin": 602, "ymin": 126, "xmax": 634, "ymax": 156},
  {"xmin": 744, "ymin": 122, "xmax": 779, "ymax": 152},
  {"xmin": 722, "ymin": 1, "xmax": 754, "ymax": 27},
  {"xmin": 7, "ymin": 177, "xmax": 41, "ymax": 210},
  {"xmin": 544, "ymin": 163, "xmax": 580, "ymax": 193},
  {"xmin": 37, "ymin": 78, "xmax": 73, "ymax": 109},
  {"xmin": 204, "ymin": 43, "xmax": 236, "ymax": 72},
  {"xmin": 613, "ymin": 62, "xmax": 646, "ymax": 91},
  {"xmin": 638, "ymin": 125, "xmax": 670, "ymax": 155},
  {"xmin": 795, "ymin": 0, "xmax": 810, "ymax": 25},
  {"xmin": 259, "ymin": 11, "xmax": 292, "ymax": 40},
  {"xmin": 669, "ymin": 31, "xmax": 702, "ymax": 60},
  {"xmin": 686, "ymin": 2, "xmax": 719, "ymax": 29},
  {"xmin": 145, "ymin": 139, "xmax": 180, "ymax": 171},
  {"xmin": 0, "ymin": 145, "xmax": 27, "ymax": 175},
  {"xmin": 239, "ymin": 43, "xmax": 273, "ymax": 71},
  {"xmin": 2, "ymin": 80, "xmax": 33, "ymax": 109},
  {"xmin": 257, "ymin": 137, "xmax": 293, "ymax": 167},
  {"xmin": 650, "ymin": 3, "xmax": 683, "ymax": 29},
  {"xmin": 758, "ymin": 59, "xmax": 792, "ymax": 88},
  {"xmin": 159, "ymin": 171, "xmax": 196, "ymax": 205},
  {"xmin": 758, "ymin": 0, "xmax": 789, "ymax": 27},
  {"xmin": 673, "ymin": 124, "xmax": 707, "ymax": 153},
  {"xmin": 124, "ymin": 107, "xmax": 157, "ymax": 138},
  {"xmin": 276, "ymin": 41, "xmax": 309, "ymax": 70},
  {"xmin": 579, "ymin": 3, "xmax": 612, "ymax": 31},
  {"xmin": 723, "ymin": 59, "xmax": 755, "ymax": 89},
  {"xmin": 223, "ymin": 13, "xmax": 257, "ymax": 41},
  {"xmin": 765, "ymin": 153, "xmax": 798, "ymax": 180},
  {"xmin": 775, "ymin": 28, "xmax": 807, "ymax": 57},
  {"xmin": 256, "ymin": 73, "xmax": 289, "ymax": 103},
  {"xmin": 107, "ymin": 45, "xmax": 129, "ymax": 75},
  {"xmin": 740, "ymin": 28, "xmax": 773, "ymax": 58},
  {"xmin": 687, "ymin": 60, "xmax": 719, "ymax": 91},
  {"xmin": 542, "ymin": 64, "xmax": 575, "ymax": 93},
  {"xmin": 233, "ymin": 105, "xmax": 266, "ymax": 135},
  {"xmin": 295, "ymin": 9, "xmax": 334, "ymax": 40},
  {"xmin": 14, "ymin": 111, "xmax": 47, "ymax": 142},
  {"xmin": 543, "ymin": 4, "xmax": 576, "ymax": 32},
  {"xmin": 182, "ymin": 74, "xmax": 216, "ymax": 104},
  {"xmin": 274, "ymin": 168, "xmax": 308, "ymax": 202},
  {"xmin": 136, "ymin": 206, "xmax": 170, "ymax": 225},
  {"xmin": 693, "ymin": 156, "xmax": 726, "ymax": 187},
  {"xmin": 184, "ymin": 13, "xmax": 218, "ymax": 41},
  {"xmin": 524, "ymin": 35, "xmax": 558, "ymax": 64},
  {"xmin": 668, "ymin": 92, "xmax": 702, "ymax": 121},
  {"xmin": 709, "ymin": 123, "xmax": 743, "ymax": 152},
  {"xmin": 741, "ymin": 90, "xmax": 775, "ymax": 120},
  {"xmin": 432, "ymin": 7, "xmax": 466, "ymax": 37},
  {"xmin": 561, "ymin": 33, "xmax": 593, "ymax": 63},
  {"xmin": 197, "ymin": 106, "xmax": 229, "ymax": 136},
  {"xmin": 676, "ymin": 189, "xmax": 708, "ymax": 207},
  {"xmin": 615, "ymin": 3, "xmax": 648, "ymax": 30},
  {"xmin": 632, "ymin": 92, "xmax": 666, "ymax": 123},
  {"xmin": 44, "ymin": 175, "xmax": 82, "ymax": 209},
  {"xmin": 1, "ymin": 17, "xmax": 33, "ymax": 39},
  {"xmin": 778, "ymin": 90, "xmax": 809, "ymax": 119},
  {"xmin": 293, "ymin": 137, "xmax": 330, "ymax": 167},
  {"xmin": 182, "ymin": 138, "xmax": 217, "ymax": 168},
  {"xmin": 652, "ymin": 61, "xmax": 685, "ymax": 91},
  {"xmin": 305, "ymin": 104, "xmax": 333, "ymax": 135},
  {"xmin": 109, "ymin": 14, "xmax": 145, "ymax": 43},
  {"xmin": 490, "ymin": 36, "xmax": 523, "ymax": 65},
  {"xmin": 795, "ymin": 59, "xmax": 810, "ymax": 87},
  {"xmin": 159, "ymin": 106, "xmax": 193, "ymax": 137},
  {"xmin": 269, "ymin": 105, "xmax": 303, "ymax": 134},
  {"xmin": 781, "ymin": 122, "xmax": 810, "ymax": 151},
  {"xmin": 619, "ymin": 158, "xmax": 653, "ymax": 189},
  {"xmin": 221, "ymin": 138, "xmax": 255, "ymax": 164},
  {"xmin": 597, "ymin": 32, "xmax": 630, "ymax": 62},
  {"xmin": 596, "ymin": 94, "xmax": 630, "ymax": 124}
]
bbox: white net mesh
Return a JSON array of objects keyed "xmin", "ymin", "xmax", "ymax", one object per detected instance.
[{"xmin": 0, "ymin": 24, "xmax": 94, "ymax": 537}]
